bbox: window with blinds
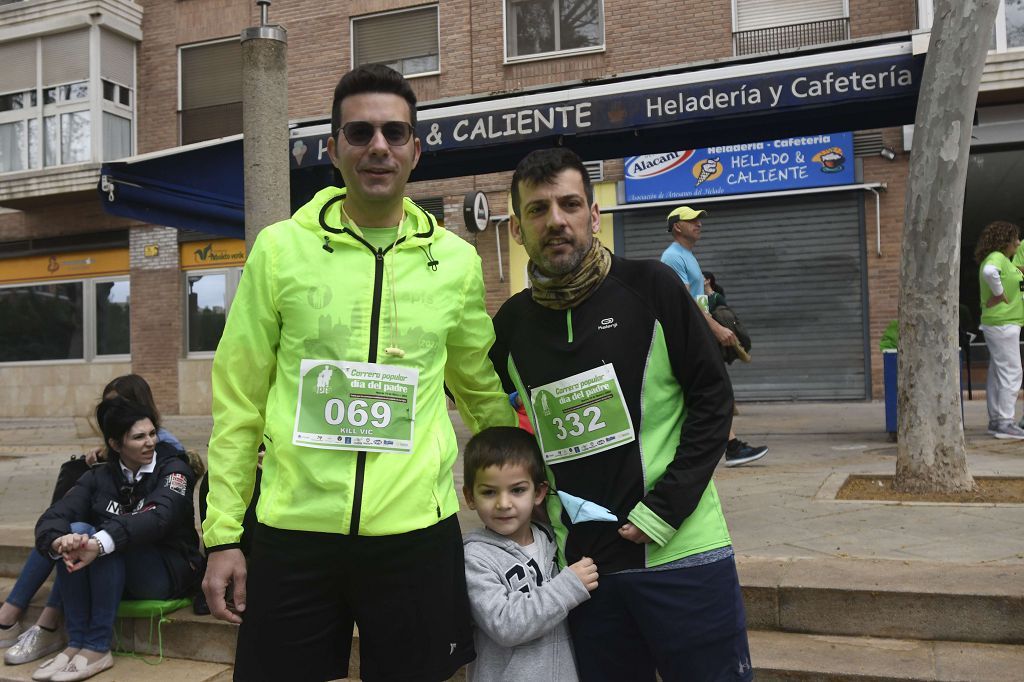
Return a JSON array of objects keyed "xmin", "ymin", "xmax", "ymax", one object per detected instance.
[
  {"xmin": 179, "ymin": 39, "xmax": 243, "ymax": 144},
  {"xmin": 732, "ymin": 0, "xmax": 848, "ymax": 55},
  {"xmin": 352, "ymin": 6, "xmax": 440, "ymax": 77}
]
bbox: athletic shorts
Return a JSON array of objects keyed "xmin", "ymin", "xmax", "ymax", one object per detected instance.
[
  {"xmin": 233, "ymin": 515, "xmax": 475, "ymax": 682},
  {"xmin": 568, "ymin": 555, "xmax": 753, "ymax": 681}
]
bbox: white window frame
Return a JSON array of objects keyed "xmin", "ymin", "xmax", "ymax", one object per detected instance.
[
  {"xmin": 0, "ymin": 275, "xmax": 130, "ymax": 366},
  {"xmin": 918, "ymin": 0, "xmax": 1024, "ymax": 53},
  {"xmin": 503, "ymin": 0, "xmax": 606, "ymax": 64},
  {"xmin": 177, "ymin": 36, "xmax": 242, "ymax": 145},
  {"xmin": 0, "ymin": 88, "xmax": 39, "ymax": 172},
  {"xmin": 349, "ymin": 5, "xmax": 441, "ymax": 79},
  {"xmin": 184, "ymin": 266, "xmax": 241, "ymax": 358}
]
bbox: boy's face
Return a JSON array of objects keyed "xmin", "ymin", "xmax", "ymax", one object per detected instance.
[{"xmin": 464, "ymin": 463, "xmax": 547, "ymax": 546}]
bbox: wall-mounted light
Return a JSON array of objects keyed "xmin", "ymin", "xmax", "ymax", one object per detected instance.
[{"xmin": 879, "ymin": 147, "xmax": 896, "ymax": 161}]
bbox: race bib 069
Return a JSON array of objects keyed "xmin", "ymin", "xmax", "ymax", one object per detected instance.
[{"xmin": 293, "ymin": 359, "xmax": 418, "ymax": 454}]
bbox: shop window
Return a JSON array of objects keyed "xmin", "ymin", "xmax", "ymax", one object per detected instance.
[
  {"xmin": 0, "ymin": 282, "xmax": 84, "ymax": 362},
  {"xmin": 179, "ymin": 39, "xmax": 243, "ymax": 145},
  {"xmin": 505, "ymin": 0, "xmax": 604, "ymax": 61},
  {"xmin": 187, "ymin": 269, "xmax": 242, "ymax": 354},
  {"xmin": 95, "ymin": 279, "xmax": 130, "ymax": 356},
  {"xmin": 352, "ymin": 6, "xmax": 440, "ymax": 77}
]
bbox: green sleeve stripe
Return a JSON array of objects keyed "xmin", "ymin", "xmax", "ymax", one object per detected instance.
[
  {"xmin": 566, "ymin": 309, "xmax": 573, "ymax": 344},
  {"xmin": 627, "ymin": 502, "xmax": 676, "ymax": 547}
]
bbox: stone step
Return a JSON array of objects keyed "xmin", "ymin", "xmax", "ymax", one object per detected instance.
[
  {"xmin": 737, "ymin": 556, "xmax": 1024, "ymax": 645},
  {"xmin": 0, "ymin": 655, "xmax": 231, "ymax": 682},
  {"xmin": 749, "ymin": 630, "xmax": 1024, "ymax": 681}
]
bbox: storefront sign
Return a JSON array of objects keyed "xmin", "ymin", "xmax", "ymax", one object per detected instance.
[
  {"xmin": 623, "ymin": 132, "xmax": 855, "ymax": 202},
  {"xmin": 180, "ymin": 239, "xmax": 246, "ymax": 270},
  {"xmin": 286, "ymin": 51, "xmax": 923, "ymax": 170},
  {"xmin": 0, "ymin": 249, "xmax": 129, "ymax": 285},
  {"xmin": 417, "ymin": 55, "xmax": 919, "ymax": 153}
]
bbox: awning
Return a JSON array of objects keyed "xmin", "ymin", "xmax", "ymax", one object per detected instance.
[
  {"xmin": 100, "ymin": 136, "xmax": 245, "ymax": 239},
  {"xmin": 100, "ymin": 35, "xmax": 925, "ymax": 235}
]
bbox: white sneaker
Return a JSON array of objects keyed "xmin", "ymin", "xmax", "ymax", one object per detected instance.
[
  {"xmin": 992, "ymin": 422, "xmax": 1024, "ymax": 440},
  {"xmin": 5, "ymin": 625, "xmax": 66, "ymax": 665}
]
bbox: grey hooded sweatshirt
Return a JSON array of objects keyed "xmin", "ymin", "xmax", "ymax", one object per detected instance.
[{"xmin": 464, "ymin": 523, "xmax": 591, "ymax": 682}]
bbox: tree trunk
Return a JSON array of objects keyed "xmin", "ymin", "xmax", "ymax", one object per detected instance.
[{"xmin": 895, "ymin": 0, "xmax": 999, "ymax": 493}]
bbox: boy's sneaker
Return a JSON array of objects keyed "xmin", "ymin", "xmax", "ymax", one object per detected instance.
[
  {"xmin": 5, "ymin": 625, "xmax": 65, "ymax": 665},
  {"xmin": 991, "ymin": 422, "xmax": 1024, "ymax": 440},
  {"xmin": 724, "ymin": 439, "xmax": 769, "ymax": 467}
]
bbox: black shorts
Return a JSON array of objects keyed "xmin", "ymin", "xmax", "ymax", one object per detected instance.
[{"xmin": 234, "ymin": 515, "xmax": 475, "ymax": 682}]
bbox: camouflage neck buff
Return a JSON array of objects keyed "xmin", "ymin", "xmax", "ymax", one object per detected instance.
[{"xmin": 528, "ymin": 238, "xmax": 611, "ymax": 310}]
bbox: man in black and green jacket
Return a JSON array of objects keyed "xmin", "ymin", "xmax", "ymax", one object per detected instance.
[{"xmin": 490, "ymin": 148, "xmax": 752, "ymax": 681}]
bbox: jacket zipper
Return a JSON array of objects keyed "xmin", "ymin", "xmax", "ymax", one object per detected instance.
[{"xmin": 349, "ymin": 246, "xmax": 387, "ymax": 535}]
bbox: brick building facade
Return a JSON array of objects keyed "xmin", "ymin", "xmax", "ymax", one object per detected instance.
[{"xmin": 2, "ymin": 0, "xmax": 1023, "ymax": 416}]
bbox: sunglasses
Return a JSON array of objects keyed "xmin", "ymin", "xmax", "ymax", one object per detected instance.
[{"xmin": 337, "ymin": 121, "xmax": 415, "ymax": 147}]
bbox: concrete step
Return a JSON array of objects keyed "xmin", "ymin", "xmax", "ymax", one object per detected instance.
[
  {"xmin": 0, "ymin": 655, "xmax": 231, "ymax": 682},
  {"xmin": 749, "ymin": 630, "xmax": 1024, "ymax": 681},
  {"xmin": 738, "ymin": 556, "xmax": 1024, "ymax": 644}
]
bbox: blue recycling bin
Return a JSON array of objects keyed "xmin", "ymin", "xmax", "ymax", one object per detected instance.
[
  {"xmin": 883, "ymin": 348, "xmax": 964, "ymax": 440},
  {"xmin": 883, "ymin": 350, "xmax": 898, "ymax": 437}
]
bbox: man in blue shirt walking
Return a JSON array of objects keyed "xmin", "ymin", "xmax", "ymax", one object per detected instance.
[{"xmin": 662, "ymin": 206, "xmax": 769, "ymax": 467}]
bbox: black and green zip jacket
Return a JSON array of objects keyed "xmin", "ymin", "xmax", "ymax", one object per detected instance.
[{"xmin": 491, "ymin": 254, "xmax": 734, "ymax": 573}]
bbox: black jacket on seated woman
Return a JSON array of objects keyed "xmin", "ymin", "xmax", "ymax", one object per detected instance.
[
  {"xmin": 36, "ymin": 441, "xmax": 203, "ymax": 598},
  {"xmin": 32, "ymin": 397, "xmax": 202, "ymax": 682}
]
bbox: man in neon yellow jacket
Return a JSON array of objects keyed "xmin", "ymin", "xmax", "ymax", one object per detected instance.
[{"xmin": 202, "ymin": 64, "xmax": 516, "ymax": 682}]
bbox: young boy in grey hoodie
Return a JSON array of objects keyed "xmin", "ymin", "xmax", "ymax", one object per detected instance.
[{"xmin": 462, "ymin": 427, "xmax": 599, "ymax": 682}]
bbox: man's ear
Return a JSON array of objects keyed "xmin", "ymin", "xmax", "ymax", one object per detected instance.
[
  {"xmin": 590, "ymin": 202, "xmax": 601, "ymax": 235},
  {"xmin": 463, "ymin": 485, "xmax": 476, "ymax": 510},
  {"xmin": 510, "ymin": 214, "xmax": 525, "ymax": 246},
  {"xmin": 327, "ymin": 135, "xmax": 339, "ymax": 168}
]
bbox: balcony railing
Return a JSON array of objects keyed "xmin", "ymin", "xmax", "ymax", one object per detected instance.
[{"xmin": 733, "ymin": 17, "xmax": 850, "ymax": 56}]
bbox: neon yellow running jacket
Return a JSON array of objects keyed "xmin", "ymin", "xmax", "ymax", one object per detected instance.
[{"xmin": 203, "ymin": 187, "xmax": 516, "ymax": 549}]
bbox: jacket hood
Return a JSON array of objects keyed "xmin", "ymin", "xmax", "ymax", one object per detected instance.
[
  {"xmin": 463, "ymin": 522, "xmax": 554, "ymax": 556},
  {"xmin": 293, "ymin": 186, "xmax": 439, "ymax": 250}
]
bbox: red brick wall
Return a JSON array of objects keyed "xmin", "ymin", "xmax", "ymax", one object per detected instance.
[
  {"xmin": 861, "ymin": 127, "xmax": 910, "ymax": 398},
  {"xmin": 0, "ymin": 198, "xmax": 139, "ymax": 242},
  {"xmin": 849, "ymin": 0, "xmax": 917, "ymax": 38},
  {"xmin": 129, "ymin": 267, "xmax": 183, "ymax": 415}
]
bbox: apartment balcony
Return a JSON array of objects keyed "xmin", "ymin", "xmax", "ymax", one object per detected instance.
[
  {"xmin": 733, "ymin": 18, "xmax": 850, "ymax": 57},
  {"xmin": 0, "ymin": 0, "xmax": 142, "ymax": 42}
]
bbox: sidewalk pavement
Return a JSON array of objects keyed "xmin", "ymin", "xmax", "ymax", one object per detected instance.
[{"xmin": 0, "ymin": 400, "xmax": 1022, "ymax": 564}]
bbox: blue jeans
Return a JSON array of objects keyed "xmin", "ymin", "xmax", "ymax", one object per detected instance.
[
  {"xmin": 56, "ymin": 522, "xmax": 175, "ymax": 652},
  {"xmin": 4, "ymin": 549, "xmax": 61, "ymax": 611}
]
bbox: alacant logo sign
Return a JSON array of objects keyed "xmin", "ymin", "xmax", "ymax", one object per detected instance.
[{"xmin": 625, "ymin": 151, "xmax": 695, "ymax": 179}]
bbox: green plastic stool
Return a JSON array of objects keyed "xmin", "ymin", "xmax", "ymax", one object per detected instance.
[{"xmin": 113, "ymin": 597, "xmax": 192, "ymax": 665}]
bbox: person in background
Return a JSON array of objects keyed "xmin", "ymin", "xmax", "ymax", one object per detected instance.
[
  {"xmin": 977, "ymin": 221, "xmax": 1024, "ymax": 439},
  {"xmin": 1, "ymin": 375, "xmax": 184, "ymax": 668},
  {"xmin": 662, "ymin": 208, "xmax": 768, "ymax": 467},
  {"xmin": 31, "ymin": 397, "xmax": 202, "ymax": 681}
]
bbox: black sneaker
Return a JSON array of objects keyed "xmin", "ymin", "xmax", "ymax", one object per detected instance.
[{"xmin": 724, "ymin": 439, "xmax": 768, "ymax": 467}]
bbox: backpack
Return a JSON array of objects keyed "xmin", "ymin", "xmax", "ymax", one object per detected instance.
[{"xmin": 711, "ymin": 304, "xmax": 751, "ymax": 365}]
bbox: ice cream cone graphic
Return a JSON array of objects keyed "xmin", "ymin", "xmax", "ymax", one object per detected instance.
[
  {"xmin": 292, "ymin": 140, "xmax": 308, "ymax": 166},
  {"xmin": 694, "ymin": 158, "xmax": 721, "ymax": 186}
]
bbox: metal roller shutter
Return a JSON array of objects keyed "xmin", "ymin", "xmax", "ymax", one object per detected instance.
[{"xmin": 619, "ymin": 193, "xmax": 868, "ymax": 400}]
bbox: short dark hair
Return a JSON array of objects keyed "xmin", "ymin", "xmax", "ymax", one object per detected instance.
[
  {"xmin": 330, "ymin": 64, "xmax": 418, "ymax": 141},
  {"xmin": 510, "ymin": 148, "xmax": 593, "ymax": 218},
  {"xmin": 95, "ymin": 396, "xmax": 158, "ymax": 457},
  {"xmin": 464, "ymin": 427, "xmax": 545, "ymax": 490}
]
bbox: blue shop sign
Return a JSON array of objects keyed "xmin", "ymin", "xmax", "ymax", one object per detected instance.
[{"xmin": 623, "ymin": 132, "xmax": 855, "ymax": 202}]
